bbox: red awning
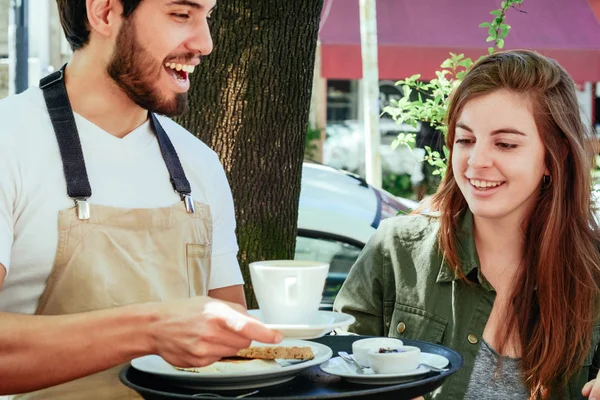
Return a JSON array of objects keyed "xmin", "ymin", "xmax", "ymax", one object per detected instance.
[{"xmin": 319, "ymin": 0, "xmax": 600, "ymax": 83}]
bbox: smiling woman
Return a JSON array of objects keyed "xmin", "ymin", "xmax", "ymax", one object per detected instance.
[{"xmin": 334, "ymin": 50, "xmax": 600, "ymax": 400}]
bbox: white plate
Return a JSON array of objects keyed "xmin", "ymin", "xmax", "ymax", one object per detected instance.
[
  {"xmin": 319, "ymin": 352, "xmax": 449, "ymax": 385},
  {"xmin": 130, "ymin": 339, "xmax": 332, "ymax": 390},
  {"xmin": 248, "ymin": 310, "xmax": 356, "ymax": 339}
]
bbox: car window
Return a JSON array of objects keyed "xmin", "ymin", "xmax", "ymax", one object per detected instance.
[{"xmin": 294, "ymin": 235, "xmax": 362, "ymax": 308}]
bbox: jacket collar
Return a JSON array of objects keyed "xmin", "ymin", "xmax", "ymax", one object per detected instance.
[{"xmin": 435, "ymin": 210, "xmax": 494, "ymax": 291}]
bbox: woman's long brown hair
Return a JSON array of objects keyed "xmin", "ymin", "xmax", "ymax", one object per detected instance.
[{"xmin": 432, "ymin": 50, "xmax": 600, "ymax": 398}]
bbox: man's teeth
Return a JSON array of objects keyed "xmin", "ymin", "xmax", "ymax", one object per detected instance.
[
  {"xmin": 164, "ymin": 63, "xmax": 195, "ymax": 73},
  {"xmin": 469, "ymin": 179, "xmax": 503, "ymax": 188}
]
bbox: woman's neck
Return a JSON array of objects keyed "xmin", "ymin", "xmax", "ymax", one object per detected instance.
[{"xmin": 473, "ymin": 214, "xmax": 525, "ymax": 295}]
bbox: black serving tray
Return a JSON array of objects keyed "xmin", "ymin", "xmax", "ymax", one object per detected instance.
[{"xmin": 120, "ymin": 335, "xmax": 463, "ymax": 399}]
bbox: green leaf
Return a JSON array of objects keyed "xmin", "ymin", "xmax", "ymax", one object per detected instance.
[
  {"xmin": 440, "ymin": 59, "xmax": 453, "ymax": 68},
  {"xmin": 432, "ymin": 170, "xmax": 441, "ymax": 176},
  {"xmin": 490, "ymin": 9, "xmax": 503, "ymax": 16},
  {"xmin": 456, "ymin": 71, "xmax": 466, "ymax": 80},
  {"xmin": 497, "ymin": 39, "xmax": 505, "ymax": 49},
  {"xmin": 479, "ymin": 22, "xmax": 492, "ymax": 28},
  {"xmin": 486, "ymin": 35, "xmax": 496, "ymax": 42},
  {"xmin": 457, "ymin": 58, "xmax": 473, "ymax": 68},
  {"xmin": 408, "ymin": 74, "xmax": 421, "ymax": 81},
  {"xmin": 488, "ymin": 47, "xmax": 495, "ymax": 55}
]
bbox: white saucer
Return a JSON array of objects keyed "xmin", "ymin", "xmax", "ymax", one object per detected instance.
[
  {"xmin": 319, "ymin": 352, "xmax": 449, "ymax": 385},
  {"xmin": 248, "ymin": 310, "xmax": 356, "ymax": 339}
]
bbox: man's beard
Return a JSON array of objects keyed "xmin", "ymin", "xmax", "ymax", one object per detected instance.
[{"xmin": 107, "ymin": 20, "xmax": 188, "ymax": 117}]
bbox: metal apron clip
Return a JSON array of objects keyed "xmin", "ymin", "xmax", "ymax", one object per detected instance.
[
  {"xmin": 75, "ymin": 198, "xmax": 91, "ymax": 220},
  {"xmin": 182, "ymin": 194, "xmax": 195, "ymax": 214}
]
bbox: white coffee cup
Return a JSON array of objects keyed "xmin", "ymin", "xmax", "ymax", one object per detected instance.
[{"xmin": 249, "ymin": 260, "xmax": 329, "ymax": 325}]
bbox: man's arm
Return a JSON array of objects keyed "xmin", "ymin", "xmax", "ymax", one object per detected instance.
[
  {"xmin": 209, "ymin": 284, "xmax": 247, "ymax": 308},
  {"xmin": 0, "ymin": 266, "xmax": 280, "ymax": 395},
  {"xmin": 0, "ymin": 295, "xmax": 155, "ymax": 394}
]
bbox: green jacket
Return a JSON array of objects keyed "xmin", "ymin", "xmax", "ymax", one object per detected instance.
[{"xmin": 333, "ymin": 211, "xmax": 600, "ymax": 399}]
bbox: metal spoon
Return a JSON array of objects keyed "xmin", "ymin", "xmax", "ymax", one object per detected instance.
[
  {"xmin": 338, "ymin": 351, "xmax": 366, "ymax": 374},
  {"xmin": 338, "ymin": 351, "xmax": 447, "ymax": 374}
]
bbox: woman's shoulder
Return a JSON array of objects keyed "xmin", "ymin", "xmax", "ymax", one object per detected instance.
[
  {"xmin": 371, "ymin": 212, "xmax": 443, "ymax": 258},
  {"xmin": 379, "ymin": 211, "xmax": 441, "ymax": 242}
]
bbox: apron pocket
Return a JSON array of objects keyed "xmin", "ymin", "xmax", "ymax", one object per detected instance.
[{"xmin": 186, "ymin": 243, "xmax": 212, "ymax": 297}]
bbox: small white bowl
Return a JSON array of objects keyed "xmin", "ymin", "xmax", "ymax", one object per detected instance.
[
  {"xmin": 351, "ymin": 337, "xmax": 404, "ymax": 367},
  {"xmin": 366, "ymin": 345, "xmax": 421, "ymax": 374}
]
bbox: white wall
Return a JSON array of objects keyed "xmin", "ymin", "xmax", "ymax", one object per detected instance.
[
  {"xmin": 576, "ymin": 82, "xmax": 594, "ymax": 132},
  {"xmin": 0, "ymin": 0, "xmax": 8, "ymax": 56}
]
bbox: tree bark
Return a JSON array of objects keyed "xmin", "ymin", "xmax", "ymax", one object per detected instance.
[{"xmin": 176, "ymin": 0, "xmax": 323, "ymax": 308}]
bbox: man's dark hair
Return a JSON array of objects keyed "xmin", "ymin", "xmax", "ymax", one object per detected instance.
[{"xmin": 56, "ymin": 0, "xmax": 143, "ymax": 51}]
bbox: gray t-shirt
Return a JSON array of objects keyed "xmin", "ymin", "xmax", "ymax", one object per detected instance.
[{"xmin": 463, "ymin": 339, "xmax": 529, "ymax": 399}]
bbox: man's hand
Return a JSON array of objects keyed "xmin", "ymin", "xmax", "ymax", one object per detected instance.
[{"xmin": 148, "ymin": 296, "xmax": 282, "ymax": 368}]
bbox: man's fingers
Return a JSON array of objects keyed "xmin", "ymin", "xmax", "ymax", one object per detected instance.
[
  {"xmin": 239, "ymin": 319, "xmax": 283, "ymax": 344},
  {"xmin": 222, "ymin": 314, "xmax": 283, "ymax": 343},
  {"xmin": 204, "ymin": 300, "xmax": 283, "ymax": 344},
  {"xmin": 203, "ymin": 326, "xmax": 253, "ymax": 350}
]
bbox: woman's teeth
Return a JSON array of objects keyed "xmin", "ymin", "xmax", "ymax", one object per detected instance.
[
  {"xmin": 469, "ymin": 179, "xmax": 503, "ymax": 189},
  {"xmin": 164, "ymin": 63, "xmax": 195, "ymax": 73}
]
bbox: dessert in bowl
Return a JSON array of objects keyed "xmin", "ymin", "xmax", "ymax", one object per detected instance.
[
  {"xmin": 366, "ymin": 345, "xmax": 421, "ymax": 374},
  {"xmin": 351, "ymin": 337, "xmax": 404, "ymax": 367}
]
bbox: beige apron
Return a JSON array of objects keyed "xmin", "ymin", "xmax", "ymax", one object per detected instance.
[
  {"xmin": 16, "ymin": 67, "xmax": 214, "ymax": 399},
  {"xmin": 15, "ymin": 200, "xmax": 212, "ymax": 400}
]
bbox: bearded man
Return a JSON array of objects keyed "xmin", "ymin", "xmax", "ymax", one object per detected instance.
[{"xmin": 0, "ymin": 1, "xmax": 281, "ymax": 398}]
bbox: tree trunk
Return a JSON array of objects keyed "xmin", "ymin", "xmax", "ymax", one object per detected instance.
[{"xmin": 176, "ymin": 0, "xmax": 324, "ymax": 308}]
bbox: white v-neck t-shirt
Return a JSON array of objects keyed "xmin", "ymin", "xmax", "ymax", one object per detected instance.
[{"xmin": 0, "ymin": 87, "xmax": 243, "ymax": 314}]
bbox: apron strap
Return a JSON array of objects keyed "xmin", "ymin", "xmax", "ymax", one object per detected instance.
[
  {"xmin": 149, "ymin": 113, "xmax": 195, "ymax": 213},
  {"xmin": 40, "ymin": 64, "xmax": 92, "ymax": 218},
  {"xmin": 39, "ymin": 64, "xmax": 196, "ymax": 218}
]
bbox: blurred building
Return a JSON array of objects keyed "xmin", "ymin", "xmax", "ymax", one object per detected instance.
[
  {"xmin": 0, "ymin": 0, "xmax": 69, "ymax": 99},
  {"xmin": 0, "ymin": 0, "xmax": 9, "ymax": 98},
  {"xmin": 1, "ymin": 0, "xmax": 599, "ymax": 135},
  {"xmin": 312, "ymin": 0, "xmax": 600, "ymax": 150}
]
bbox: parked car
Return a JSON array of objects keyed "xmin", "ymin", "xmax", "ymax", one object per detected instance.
[{"xmin": 296, "ymin": 161, "xmax": 420, "ymax": 310}]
